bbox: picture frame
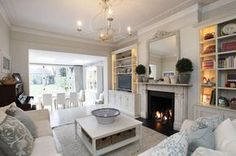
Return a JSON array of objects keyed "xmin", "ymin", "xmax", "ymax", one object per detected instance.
[{"xmin": 0, "ymin": 51, "xmax": 11, "ymax": 73}]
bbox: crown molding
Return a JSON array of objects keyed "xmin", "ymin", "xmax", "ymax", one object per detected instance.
[
  {"xmin": 11, "ymin": 25, "xmax": 114, "ymax": 48},
  {"xmin": 138, "ymin": 4, "xmax": 199, "ymax": 36},
  {"xmin": 0, "ymin": 1, "xmax": 11, "ymax": 27},
  {"xmin": 201, "ymin": 0, "xmax": 235, "ymax": 13}
]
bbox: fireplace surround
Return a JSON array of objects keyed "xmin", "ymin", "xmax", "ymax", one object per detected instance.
[{"xmin": 139, "ymin": 83, "xmax": 191, "ymax": 130}]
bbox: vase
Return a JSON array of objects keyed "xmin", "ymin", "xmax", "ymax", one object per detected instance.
[{"xmin": 178, "ymin": 72, "xmax": 191, "ymax": 84}]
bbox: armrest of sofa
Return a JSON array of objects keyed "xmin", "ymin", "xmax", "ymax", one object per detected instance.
[
  {"xmin": 25, "ymin": 109, "xmax": 50, "ymax": 122},
  {"xmin": 180, "ymin": 119, "xmax": 195, "ymax": 133}
]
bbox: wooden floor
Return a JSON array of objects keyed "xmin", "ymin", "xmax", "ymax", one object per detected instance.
[{"xmin": 50, "ymin": 105, "xmax": 106, "ymax": 128}]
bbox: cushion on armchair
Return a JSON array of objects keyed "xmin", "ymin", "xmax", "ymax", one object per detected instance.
[
  {"xmin": 215, "ymin": 119, "xmax": 236, "ymax": 154},
  {"xmin": 151, "ymin": 131, "xmax": 188, "ymax": 156},
  {"xmin": 191, "ymin": 147, "xmax": 234, "ymax": 156},
  {"xmin": 6, "ymin": 103, "xmax": 38, "ymax": 139},
  {"xmin": 187, "ymin": 127, "xmax": 215, "ymax": 156}
]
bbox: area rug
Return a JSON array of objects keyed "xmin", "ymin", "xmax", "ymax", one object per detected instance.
[{"xmin": 53, "ymin": 124, "xmax": 167, "ymax": 156}]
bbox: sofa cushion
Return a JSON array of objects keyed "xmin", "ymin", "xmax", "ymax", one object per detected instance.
[
  {"xmin": 151, "ymin": 131, "xmax": 188, "ymax": 156},
  {"xmin": 31, "ymin": 136, "xmax": 59, "ymax": 156},
  {"xmin": 6, "ymin": 104, "xmax": 38, "ymax": 139},
  {"xmin": 0, "ymin": 115, "xmax": 34, "ymax": 156},
  {"xmin": 215, "ymin": 118, "xmax": 236, "ymax": 154},
  {"xmin": 35, "ymin": 120, "xmax": 52, "ymax": 137},
  {"xmin": 196, "ymin": 115, "xmax": 223, "ymax": 130},
  {"xmin": 187, "ymin": 127, "xmax": 215, "ymax": 156},
  {"xmin": 191, "ymin": 147, "xmax": 234, "ymax": 156}
]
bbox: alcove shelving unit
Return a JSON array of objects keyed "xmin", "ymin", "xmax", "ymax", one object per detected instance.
[
  {"xmin": 109, "ymin": 45, "xmax": 140, "ymax": 118},
  {"xmin": 111, "ymin": 47, "xmax": 137, "ymax": 93},
  {"xmin": 199, "ymin": 18, "xmax": 236, "ymax": 112}
]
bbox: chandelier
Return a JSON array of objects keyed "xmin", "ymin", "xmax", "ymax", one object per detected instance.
[{"xmin": 76, "ymin": 0, "xmax": 132, "ymax": 42}]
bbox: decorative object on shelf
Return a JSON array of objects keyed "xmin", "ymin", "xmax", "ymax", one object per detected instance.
[
  {"xmin": 222, "ymin": 23, "xmax": 236, "ymax": 35},
  {"xmin": 163, "ymin": 76, "xmax": 170, "ymax": 84},
  {"xmin": 230, "ymin": 98, "xmax": 236, "ymax": 110},
  {"xmin": 0, "ymin": 74, "xmax": 16, "ymax": 85},
  {"xmin": 91, "ymin": 108, "xmax": 120, "ymax": 124},
  {"xmin": 203, "ymin": 45, "xmax": 215, "ymax": 54},
  {"xmin": 204, "ymin": 32, "xmax": 215, "ymax": 40},
  {"xmin": 170, "ymin": 75, "xmax": 177, "ymax": 84},
  {"xmin": 135, "ymin": 64, "xmax": 146, "ymax": 82},
  {"xmin": 176, "ymin": 58, "xmax": 193, "ymax": 84},
  {"xmin": 218, "ymin": 96, "xmax": 229, "ymax": 107},
  {"xmin": 202, "ymin": 77, "xmax": 215, "ymax": 87},
  {"xmin": 203, "ymin": 94, "xmax": 211, "ymax": 104}
]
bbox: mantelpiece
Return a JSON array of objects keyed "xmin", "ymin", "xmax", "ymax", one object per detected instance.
[
  {"xmin": 138, "ymin": 83, "xmax": 191, "ymax": 130},
  {"xmin": 137, "ymin": 82, "xmax": 192, "ymax": 87}
]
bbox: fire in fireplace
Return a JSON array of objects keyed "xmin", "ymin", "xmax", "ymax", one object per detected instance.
[{"xmin": 148, "ymin": 90, "xmax": 175, "ymax": 126}]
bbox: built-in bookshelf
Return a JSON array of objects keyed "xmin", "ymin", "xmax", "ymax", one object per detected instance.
[
  {"xmin": 112, "ymin": 45, "xmax": 137, "ymax": 93},
  {"xmin": 199, "ymin": 18, "xmax": 236, "ymax": 110}
]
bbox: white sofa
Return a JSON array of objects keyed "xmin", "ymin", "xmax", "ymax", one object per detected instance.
[
  {"xmin": 25, "ymin": 110, "xmax": 61, "ymax": 156},
  {"xmin": 138, "ymin": 119, "xmax": 195, "ymax": 156}
]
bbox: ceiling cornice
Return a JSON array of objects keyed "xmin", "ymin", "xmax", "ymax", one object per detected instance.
[
  {"xmin": 138, "ymin": 4, "xmax": 199, "ymax": 36},
  {"xmin": 0, "ymin": 0, "xmax": 11, "ymax": 27},
  {"xmin": 11, "ymin": 25, "xmax": 114, "ymax": 48},
  {"xmin": 135, "ymin": 0, "xmax": 196, "ymax": 31},
  {"xmin": 201, "ymin": 0, "xmax": 234, "ymax": 13}
]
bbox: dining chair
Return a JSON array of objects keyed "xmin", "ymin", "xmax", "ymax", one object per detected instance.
[
  {"xmin": 95, "ymin": 92, "xmax": 104, "ymax": 105},
  {"xmin": 78, "ymin": 90, "xmax": 85, "ymax": 106},
  {"xmin": 42, "ymin": 93, "xmax": 53, "ymax": 111},
  {"xmin": 69, "ymin": 92, "xmax": 78, "ymax": 107},
  {"xmin": 55, "ymin": 93, "xmax": 66, "ymax": 109}
]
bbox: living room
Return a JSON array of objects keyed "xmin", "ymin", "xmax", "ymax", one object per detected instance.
[{"xmin": 1, "ymin": 0, "xmax": 236, "ymax": 156}]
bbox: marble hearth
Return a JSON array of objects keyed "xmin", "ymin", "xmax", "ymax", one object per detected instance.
[{"xmin": 139, "ymin": 83, "xmax": 191, "ymax": 130}]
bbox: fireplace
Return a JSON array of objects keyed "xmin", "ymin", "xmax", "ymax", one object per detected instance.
[{"xmin": 145, "ymin": 90, "xmax": 175, "ymax": 135}]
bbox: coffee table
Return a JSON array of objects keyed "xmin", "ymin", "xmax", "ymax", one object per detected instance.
[{"xmin": 75, "ymin": 114, "xmax": 142, "ymax": 156}]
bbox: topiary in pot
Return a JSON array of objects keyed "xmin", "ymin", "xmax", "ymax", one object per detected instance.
[
  {"xmin": 176, "ymin": 58, "xmax": 193, "ymax": 84},
  {"xmin": 136, "ymin": 64, "xmax": 146, "ymax": 82}
]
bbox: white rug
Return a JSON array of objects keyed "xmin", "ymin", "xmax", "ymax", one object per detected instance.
[{"xmin": 53, "ymin": 124, "xmax": 167, "ymax": 156}]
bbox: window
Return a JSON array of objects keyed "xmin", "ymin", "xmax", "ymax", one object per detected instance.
[{"xmin": 29, "ymin": 64, "xmax": 75, "ymax": 98}]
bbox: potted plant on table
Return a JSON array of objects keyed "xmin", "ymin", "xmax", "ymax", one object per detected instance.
[
  {"xmin": 176, "ymin": 58, "xmax": 193, "ymax": 84},
  {"xmin": 135, "ymin": 64, "xmax": 146, "ymax": 82}
]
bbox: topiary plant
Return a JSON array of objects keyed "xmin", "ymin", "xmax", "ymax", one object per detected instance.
[
  {"xmin": 136, "ymin": 64, "xmax": 146, "ymax": 75},
  {"xmin": 176, "ymin": 58, "xmax": 193, "ymax": 73}
]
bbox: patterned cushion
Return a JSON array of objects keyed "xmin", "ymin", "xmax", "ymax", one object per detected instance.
[
  {"xmin": 0, "ymin": 115, "xmax": 34, "ymax": 156},
  {"xmin": 196, "ymin": 115, "xmax": 223, "ymax": 130},
  {"xmin": 151, "ymin": 131, "xmax": 188, "ymax": 156},
  {"xmin": 6, "ymin": 104, "xmax": 38, "ymax": 138}
]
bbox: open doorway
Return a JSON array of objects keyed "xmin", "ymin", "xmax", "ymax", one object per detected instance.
[{"xmin": 28, "ymin": 49, "xmax": 107, "ymax": 111}]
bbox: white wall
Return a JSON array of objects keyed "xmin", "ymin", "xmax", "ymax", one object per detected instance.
[
  {"xmin": 10, "ymin": 31, "xmax": 112, "ymax": 94},
  {"xmin": 0, "ymin": 13, "xmax": 10, "ymax": 78},
  {"xmin": 137, "ymin": 9, "xmax": 199, "ymax": 119}
]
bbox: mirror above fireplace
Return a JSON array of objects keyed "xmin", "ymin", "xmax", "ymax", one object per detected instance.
[{"xmin": 148, "ymin": 31, "xmax": 180, "ymax": 81}]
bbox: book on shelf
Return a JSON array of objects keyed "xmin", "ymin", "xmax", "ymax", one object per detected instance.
[
  {"xmin": 202, "ymin": 59, "xmax": 215, "ymax": 69},
  {"xmin": 218, "ymin": 56, "xmax": 236, "ymax": 68}
]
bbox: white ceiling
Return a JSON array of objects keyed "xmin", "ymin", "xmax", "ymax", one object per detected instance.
[
  {"xmin": 29, "ymin": 49, "xmax": 105, "ymax": 65},
  {"xmin": 1, "ymin": 0, "xmax": 219, "ymax": 42}
]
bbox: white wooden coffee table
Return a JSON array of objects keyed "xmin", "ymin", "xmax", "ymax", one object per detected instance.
[{"xmin": 75, "ymin": 114, "xmax": 142, "ymax": 156}]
